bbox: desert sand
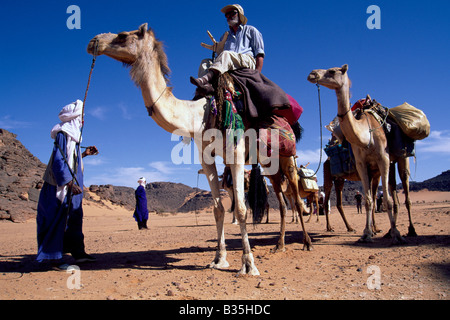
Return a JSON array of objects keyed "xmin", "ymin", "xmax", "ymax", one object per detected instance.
[{"xmin": 0, "ymin": 190, "xmax": 448, "ymax": 302}]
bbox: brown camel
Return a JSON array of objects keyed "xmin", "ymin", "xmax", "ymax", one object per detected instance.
[
  {"xmin": 281, "ymin": 167, "xmax": 319, "ymax": 224},
  {"xmin": 322, "ymin": 158, "xmax": 380, "ymax": 233},
  {"xmin": 87, "ymin": 24, "xmax": 311, "ymax": 275},
  {"xmin": 307, "ymin": 65, "xmax": 406, "ymax": 244},
  {"xmin": 323, "ymin": 122, "xmax": 416, "ymax": 236}
]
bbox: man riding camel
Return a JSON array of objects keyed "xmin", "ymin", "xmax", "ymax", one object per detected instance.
[{"xmin": 190, "ymin": 4, "xmax": 265, "ymax": 94}]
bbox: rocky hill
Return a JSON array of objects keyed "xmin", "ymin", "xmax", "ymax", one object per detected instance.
[
  {"xmin": 409, "ymin": 170, "xmax": 450, "ymax": 191},
  {"xmin": 0, "ymin": 129, "xmax": 47, "ymax": 222},
  {"xmin": 1, "ymin": 128, "xmax": 449, "ymax": 222},
  {"xmin": 87, "ymin": 182, "xmax": 215, "ymax": 213}
]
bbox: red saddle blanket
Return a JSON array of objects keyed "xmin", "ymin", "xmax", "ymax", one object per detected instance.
[{"xmin": 258, "ymin": 115, "xmax": 297, "ymax": 157}]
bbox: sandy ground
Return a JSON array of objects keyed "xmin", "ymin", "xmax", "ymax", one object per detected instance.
[{"xmin": 0, "ymin": 190, "xmax": 449, "ymax": 302}]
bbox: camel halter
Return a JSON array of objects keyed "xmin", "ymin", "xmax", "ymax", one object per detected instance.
[
  {"xmin": 301, "ymin": 82, "xmax": 324, "ymax": 179},
  {"xmin": 62, "ymin": 39, "xmax": 99, "ymax": 230},
  {"xmin": 146, "ymin": 87, "xmax": 167, "ymax": 117},
  {"xmin": 80, "ymin": 38, "xmax": 99, "ymax": 136}
]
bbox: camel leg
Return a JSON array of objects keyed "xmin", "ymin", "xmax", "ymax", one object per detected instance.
[
  {"xmin": 305, "ymin": 198, "xmax": 313, "ymax": 223},
  {"xmin": 371, "ymin": 175, "xmax": 382, "ymax": 233},
  {"xmin": 227, "ymin": 188, "xmax": 238, "ymax": 224},
  {"xmin": 323, "ymin": 160, "xmax": 335, "ymax": 231},
  {"xmin": 200, "ymin": 162, "xmax": 229, "ymax": 270},
  {"xmin": 283, "ymin": 188, "xmax": 297, "ymax": 223},
  {"xmin": 259, "ymin": 188, "xmax": 269, "ymax": 224},
  {"xmin": 267, "ymin": 173, "xmax": 288, "ymax": 252},
  {"xmin": 335, "ymin": 179, "xmax": 354, "ymax": 232},
  {"xmin": 280, "ymin": 156, "xmax": 312, "ymax": 251},
  {"xmin": 355, "ymin": 159, "xmax": 375, "ymax": 242},
  {"xmin": 380, "ymin": 157, "xmax": 405, "ymax": 245},
  {"xmin": 229, "ymin": 162, "xmax": 259, "ymax": 275},
  {"xmin": 386, "ymin": 162, "xmax": 399, "ymax": 238},
  {"xmin": 288, "ymin": 196, "xmax": 299, "ymax": 224},
  {"xmin": 314, "ymin": 194, "xmax": 320, "ymax": 222},
  {"xmin": 399, "ymin": 158, "xmax": 416, "ymax": 236}
]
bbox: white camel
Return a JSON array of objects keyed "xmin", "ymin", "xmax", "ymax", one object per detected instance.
[{"xmin": 88, "ymin": 23, "xmax": 311, "ymax": 275}]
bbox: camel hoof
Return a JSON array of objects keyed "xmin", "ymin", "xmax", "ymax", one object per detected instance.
[
  {"xmin": 407, "ymin": 226, "xmax": 418, "ymax": 237},
  {"xmin": 358, "ymin": 234, "xmax": 374, "ymax": 243},
  {"xmin": 208, "ymin": 259, "xmax": 229, "ymax": 270},
  {"xmin": 237, "ymin": 254, "xmax": 260, "ymax": 276},
  {"xmin": 237, "ymin": 268, "xmax": 260, "ymax": 276},
  {"xmin": 271, "ymin": 245, "xmax": 286, "ymax": 253},
  {"xmin": 390, "ymin": 236, "xmax": 407, "ymax": 246},
  {"xmin": 303, "ymin": 238, "xmax": 313, "ymax": 251},
  {"xmin": 237, "ymin": 264, "xmax": 260, "ymax": 276},
  {"xmin": 390, "ymin": 230, "xmax": 407, "ymax": 245}
]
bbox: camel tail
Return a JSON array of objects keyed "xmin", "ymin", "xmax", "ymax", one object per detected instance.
[
  {"xmin": 291, "ymin": 121, "xmax": 303, "ymax": 143},
  {"xmin": 248, "ymin": 166, "xmax": 268, "ymax": 224}
]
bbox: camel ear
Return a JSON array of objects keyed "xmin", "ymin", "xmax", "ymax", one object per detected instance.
[
  {"xmin": 138, "ymin": 23, "xmax": 148, "ymax": 36},
  {"xmin": 341, "ymin": 64, "xmax": 348, "ymax": 74}
]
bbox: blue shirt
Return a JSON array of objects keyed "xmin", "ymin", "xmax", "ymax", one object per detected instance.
[{"xmin": 222, "ymin": 24, "xmax": 265, "ymax": 58}]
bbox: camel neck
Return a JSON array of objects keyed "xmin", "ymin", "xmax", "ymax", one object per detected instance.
[
  {"xmin": 335, "ymin": 85, "xmax": 351, "ymax": 118},
  {"xmin": 131, "ymin": 51, "xmax": 207, "ymax": 136},
  {"xmin": 335, "ymin": 81, "xmax": 371, "ymax": 148}
]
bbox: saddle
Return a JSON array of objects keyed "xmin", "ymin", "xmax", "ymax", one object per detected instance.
[
  {"xmin": 353, "ymin": 97, "xmax": 417, "ymax": 159},
  {"xmin": 206, "ymin": 69, "xmax": 303, "ymax": 157},
  {"xmin": 328, "ymin": 96, "xmax": 416, "ymax": 160}
]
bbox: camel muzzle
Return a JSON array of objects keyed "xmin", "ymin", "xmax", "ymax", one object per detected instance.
[
  {"xmin": 87, "ymin": 38, "xmax": 101, "ymax": 56},
  {"xmin": 307, "ymin": 72, "xmax": 320, "ymax": 83},
  {"xmin": 87, "ymin": 39, "xmax": 96, "ymax": 55}
]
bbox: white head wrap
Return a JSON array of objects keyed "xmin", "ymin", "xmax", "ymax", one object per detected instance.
[
  {"xmin": 138, "ymin": 177, "xmax": 146, "ymax": 187},
  {"xmin": 50, "ymin": 100, "xmax": 83, "ymax": 142},
  {"xmin": 50, "ymin": 99, "xmax": 84, "ymax": 202}
]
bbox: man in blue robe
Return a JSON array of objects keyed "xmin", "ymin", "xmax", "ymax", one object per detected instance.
[
  {"xmin": 133, "ymin": 177, "xmax": 149, "ymax": 230},
  {"xmin": 36, "ymin": 100, "xmax": 98, "ymax": 270}
]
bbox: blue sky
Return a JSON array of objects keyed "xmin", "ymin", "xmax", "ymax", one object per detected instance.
[{"xmin": 1, "ymin": 0, "xmax": 449, "ymax": 190}]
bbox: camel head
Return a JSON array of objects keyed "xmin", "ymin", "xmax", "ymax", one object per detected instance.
[
  {"xmin": 87, "ymin": 23, "xmax": 153, "ymax": 65},
  {"xmin": 307, "ymin": 64, "xmax": 349, "ymax": 90},
  {"xmin": 87, "ymin": 23, "xmax": 170, "ymax": 86}
]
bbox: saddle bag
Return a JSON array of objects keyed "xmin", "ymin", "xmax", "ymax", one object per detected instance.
[
  {"xmin": 388, "ymin": 102, "xmax": 430, "ymax": 140},
  {"xmin": 324, "ymin": 142, "xmax": 357, "ymax": 177},
  {"xmin": 386, "ymin": 117, "xmax": 415, "ymax": 158},
  {"xmin": 298, "ymin": 168, "xmax": 319, "ymax": 192}
]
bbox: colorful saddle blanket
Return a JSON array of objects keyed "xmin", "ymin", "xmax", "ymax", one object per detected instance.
[{"xmin": 258, "ymin": 115, "xmax": 297, "ymax": 157}]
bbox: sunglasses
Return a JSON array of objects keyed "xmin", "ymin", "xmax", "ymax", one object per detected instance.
[{"xmin": 225, "ymin": 10, "xmax": 238, "ymax": 19}]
